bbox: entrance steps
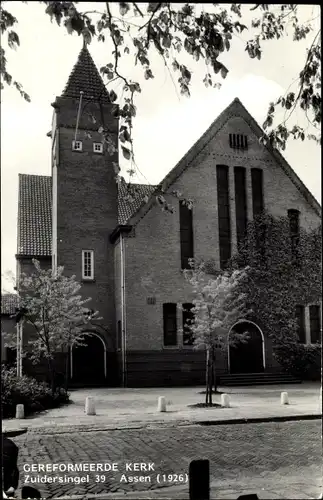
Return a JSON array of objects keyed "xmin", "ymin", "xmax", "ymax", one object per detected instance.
[{"xmin": 218, "ymin": 372, "xmax": 302, "ymax": 386}]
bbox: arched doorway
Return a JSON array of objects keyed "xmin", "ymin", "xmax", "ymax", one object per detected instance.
[
  {"xmin": 71, "ymin": 333, "xmax": 106, "ymax": 386},
  {"xmin": 228, "ymin": 321, "xmax": 265, "ymax": 374}
]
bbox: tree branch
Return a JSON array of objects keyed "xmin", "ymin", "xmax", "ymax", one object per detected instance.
[
  {"xmin": 138, "ymin": 3, "xmax": 162, "ymax": 31},
  {"xmin": 106, "ymin": 2, "xmax": 129, "ymax": 86},
  {"xmin": 132, "ymin": 3, "xmax": 144, "ymax": 17}
]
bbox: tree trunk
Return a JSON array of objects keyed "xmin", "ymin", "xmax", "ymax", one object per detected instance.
[
  {"xmin": 47, "ymin": 357, "xmax": 55, "ymax": 397},
  {"xmin": 64, "ymin": 351, "xmax": 69, "ymax": 392},
  {"xmin": 208, "ymin": 366, "xmax": 213, "ymax": 405},
  {"xmin": 205, "ymin": 349, "xmax": 213, "ymax": 406},
  {"xmin": 205, "ymin": 349, "xmax": 209, "ymax": 405},
  {"xmin": 211, "ymin": 345, "xmax": 218, "ymax": 393}
]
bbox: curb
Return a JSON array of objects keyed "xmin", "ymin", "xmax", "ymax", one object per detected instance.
[
  {"xmin": 3, "ymin": 428, "xmax": 28, "ymax": 437},
  {"xmin": 196, "ymin": 413, "xmax": 322, "ymax": 426}
]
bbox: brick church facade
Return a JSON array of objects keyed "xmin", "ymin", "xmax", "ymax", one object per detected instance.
[{"xmin": 5, "ymin": 45, "xmax": 321, "ymax": 386}]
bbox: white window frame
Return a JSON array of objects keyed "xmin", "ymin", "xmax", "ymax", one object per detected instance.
[
  {"xmin": 93, "ymin": 142, "xmax": 103, "ymax": 154},
  {"xmin": 82, "ymin": 250, "xmax": 94, "ymax": 280},
  {"xmin": 72, "ymin": 140, "xmax": 83, "ymax": 151}
]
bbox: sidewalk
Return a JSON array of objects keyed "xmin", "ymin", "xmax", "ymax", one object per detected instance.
[{"xmin": 2, "ymin": 383, "xmax": 321, "ymax": 434}]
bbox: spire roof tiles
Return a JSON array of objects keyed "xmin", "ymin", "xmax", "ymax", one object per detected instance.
[{"xmin": 62, "ymin": 45, "xmax": 110, "ymax": 103}]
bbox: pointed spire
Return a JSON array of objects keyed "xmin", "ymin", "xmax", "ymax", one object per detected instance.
[{"xmin": 62, "ymin": 45, "xmax": 110, "ymax": 103}]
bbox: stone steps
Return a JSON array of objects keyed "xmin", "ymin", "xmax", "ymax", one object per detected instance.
[{"xmin": 218, "ymin": 372, "xmax": 302, "ymax": 386}]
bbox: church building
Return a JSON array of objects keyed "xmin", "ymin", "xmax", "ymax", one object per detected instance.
[{"xmin": 10, "ymin": 46, "xmax": 321, "ymax": 387}]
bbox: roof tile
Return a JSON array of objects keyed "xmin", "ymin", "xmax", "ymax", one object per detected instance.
[
  {"xmin": 117, "ymin": 180, "xmax": 156, "ymax": 225},
  {"xmin": 62, "ymin": 45, "xmax": 110, "ymax": 103},
  {"xmin": 17, "ymin": 174, "xmax": 52, "ymax": 256},
  {"xmin": 17, "ymin": 175, "xmax": 156, "ymax": 256}
]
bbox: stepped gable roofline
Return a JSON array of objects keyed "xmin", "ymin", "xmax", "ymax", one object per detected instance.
[
  {"xmin": 125, "ymin": 97, "xmax": 321, "ymax": 227},
  {"xmin": 61, "ymin": 44, "xmax": 111, "ymax": 103}
]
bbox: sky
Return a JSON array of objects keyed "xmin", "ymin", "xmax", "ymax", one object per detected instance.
[{"xmin": 1, "ymin": 3, "xmax": 321, "ymax": 293}]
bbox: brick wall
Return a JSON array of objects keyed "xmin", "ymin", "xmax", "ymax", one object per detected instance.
[
  {"xmin": 54, "ymin": 97, "xmax": 119, "ymax": 351},
  {"xmin": 123, "ymin": 108, "xmax": 320, "ymax": 378}
]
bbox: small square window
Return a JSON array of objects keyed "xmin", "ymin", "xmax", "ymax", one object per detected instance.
[
  {"xmin": 72, "ymin": 140, "xmax": 83, "ymax": 151},
  {"xmin": 93, "ymin": 142, "xmax": 103, "ymax": 154}
]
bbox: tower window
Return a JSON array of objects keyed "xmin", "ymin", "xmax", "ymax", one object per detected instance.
[
  {"xmin": 229, "ymin": 134, "xmax": 248, "ymax": 150},
  {"xmin": 93, "ymin": 142, "xmax": 103, "ymax": 154},
  {"xmin": 72, "ymin": 140, "xmax": 83, "ymax": 151},
  {"xmin": 82, "ymin": 250, "xmax": 94, "ymax": 280}
]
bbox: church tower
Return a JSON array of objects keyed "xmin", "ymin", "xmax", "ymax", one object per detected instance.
[{"xmin": 50, "ymin": 44, "xmax": 118, "ymax": 385}]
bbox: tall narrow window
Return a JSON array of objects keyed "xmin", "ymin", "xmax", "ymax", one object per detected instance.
[
  {"xmin": 182, "ymin": 303, "xmax": 195, "ymax": 346},
  {"xmin": 117, "ymin": 320, "xmax": 122, "ymax": 351},
  {"xmin": 82, "ymin": 250, "xmax": 94, "ymax": 280},
  {"xmin": 179, "ymin": 201, "xmax": 194, "ymax": 269},
  {"xmin": 287, "ymin": 209, "xmax": 300, "ymax": 260},
  {"xmin": 234, "ymin": 167, "xmax": 247, "ymax": 247},
  {"xmin": 295, "ymin": 305, "xmax": 306, "ymax": 343},
  {"xmin": 217, "ymin": 165, "xmax": 231, "ymax": 268},
  {"xmin": 309, "ymin": 305, "xmax": 321, "ymax": 344},
  {"xmin": 163, "ymin": 303, "xmax": 177, "ymax": 346},
  {"xmin": 251, "ymin": 168, "xmax": 264, "ymax": 217}
]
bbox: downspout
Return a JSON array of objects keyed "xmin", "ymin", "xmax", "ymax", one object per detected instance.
[
  {"xmin": 19, "ymin": 319, "xmax": 24, "ymax": 377},
  {"xmin": 16, "ymin": 321, "xmax": 20, "ymax": 377},
  {"xmin": 120, "ymin": 233, "xmax": 127, "ymax": 387},
  {"xmin": 16, "ymin": 317, "xmax": 23, "ymax": 377},
  {"xmin": 52, "ymin": 129, "xmax": 58, "ymax": 277}
]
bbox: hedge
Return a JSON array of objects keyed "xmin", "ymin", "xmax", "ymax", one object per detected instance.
[
  {"xmin": 274, "ymin": 343, "xmax": 321, "ymax": 380},
  {"xmin": 1, "ymin": 365, "xmax": 70, "ymax": 418}
]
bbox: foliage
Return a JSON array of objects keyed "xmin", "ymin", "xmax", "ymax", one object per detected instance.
[
  {"xmin": 183, "ymin": 260, "xmax": 249, "ymax": 404},
  {"xmin": 0, "ymin": 3, "xmax": 320, "ymax": 192},
  {"xmin": 229, "ymin": 212, "xmax": 322, "ymax": 347},
  {"xmin": 183, "ymin": 260, "xmax": 249, "ymax": 349},
  {"xmin": 1, "ymin": 365, "xmax": 70, "ymax": 418},
  {"xmin": 3, "ymin": 259, "xmax": 99, "ymax": 393},
  {"xmin": 273, "ymin": 343, "xmax": 321, "ymax": 380}
]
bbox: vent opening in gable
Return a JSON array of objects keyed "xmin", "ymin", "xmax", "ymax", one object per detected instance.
[{"xmin": 229, "ymin": 134, "xmax": 248, "ymax": 150}]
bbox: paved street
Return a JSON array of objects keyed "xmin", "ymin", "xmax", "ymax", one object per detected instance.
[{"xmin": 13, "ymin": 420, "xmax": 322, "ymax": 499}]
